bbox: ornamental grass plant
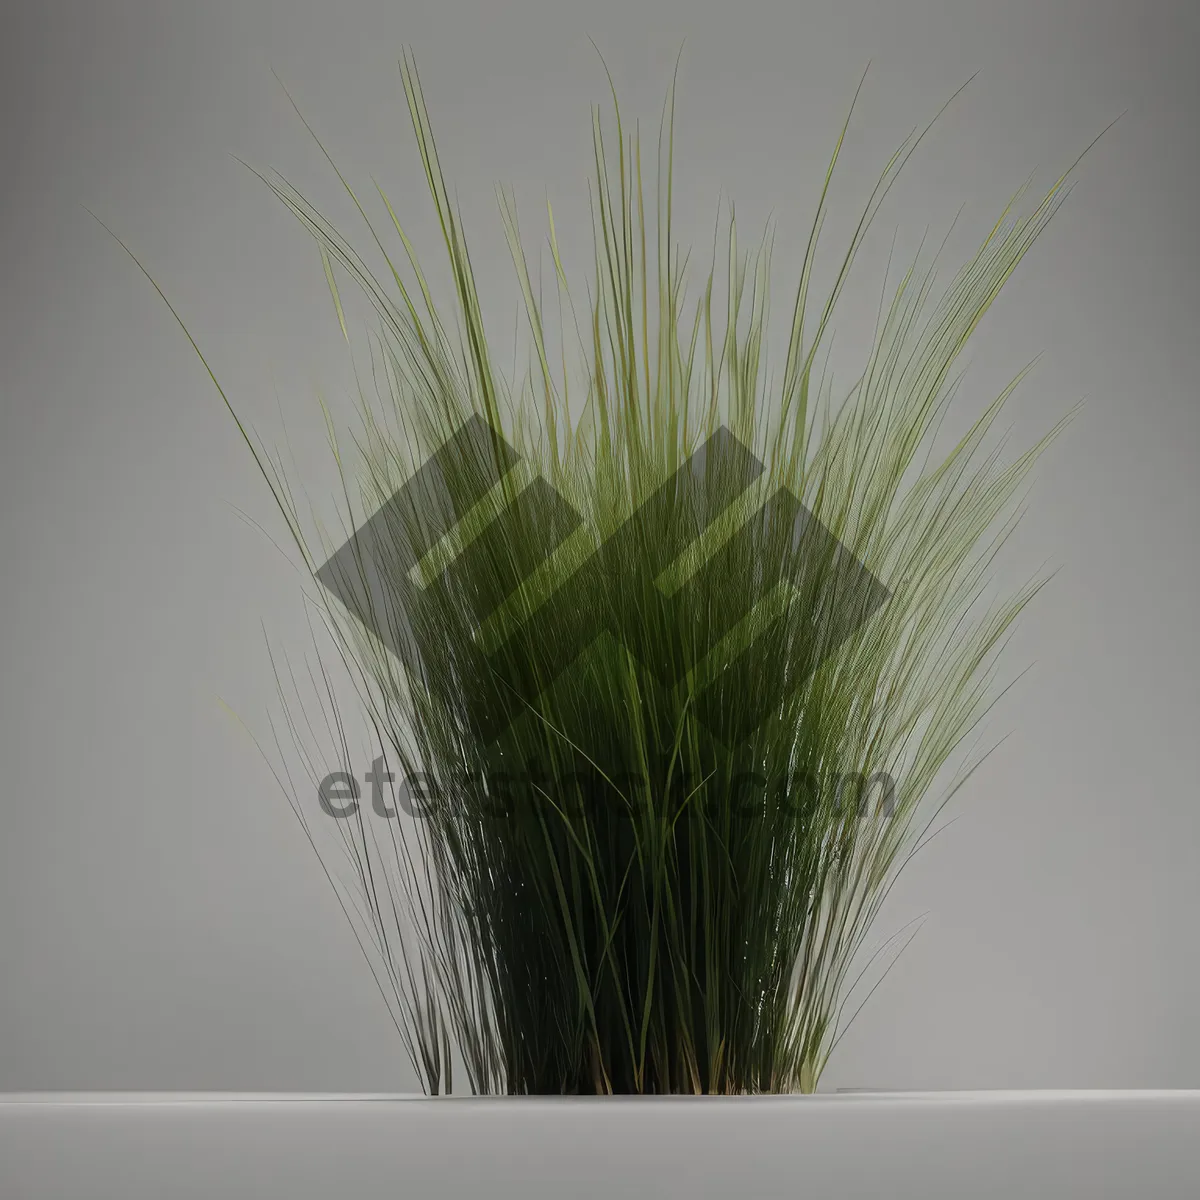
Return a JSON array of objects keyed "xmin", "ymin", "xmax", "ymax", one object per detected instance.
[{"xmin": 114, "ymin": 48, "xmax": 1101, "ymax": 1094}]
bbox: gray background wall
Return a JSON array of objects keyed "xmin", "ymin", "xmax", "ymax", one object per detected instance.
[{"xmin": 1, "ymin": 0, "xmax": 1196, "ymax": 1094}]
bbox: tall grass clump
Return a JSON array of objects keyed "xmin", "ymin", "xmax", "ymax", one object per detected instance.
[{"xmin": 115, "ymin": 48, "xmax": 1100, "ymax": 1094}]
